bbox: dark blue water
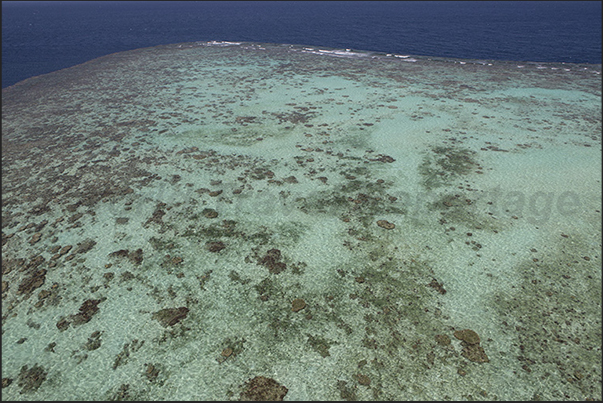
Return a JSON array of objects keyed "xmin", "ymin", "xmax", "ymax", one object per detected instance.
[{"xmin": 2, "ymin": 1, "xmax": 601, "ymax": 88}]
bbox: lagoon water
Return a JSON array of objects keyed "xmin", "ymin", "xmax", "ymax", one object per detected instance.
[{"xmin": 1, "ymin": 42, "xmax": 601, "ymax": 400}]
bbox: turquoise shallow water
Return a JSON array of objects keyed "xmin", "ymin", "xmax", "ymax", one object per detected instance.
[{"xmin": 2, "ymin": 42, "xmax": 601, "ymax": 400}]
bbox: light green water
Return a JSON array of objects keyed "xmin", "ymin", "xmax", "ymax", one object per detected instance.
[{"xmin": 2, "ymin": 42, "xmax": 601, "ymax": 400}]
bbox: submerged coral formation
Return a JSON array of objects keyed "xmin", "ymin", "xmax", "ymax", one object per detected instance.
[
  {"xmin": 1, "ymin": 42, "xmax": 600, "ymax": 401},
  {"xmin": 240, "ymin": 376, "xmax": 288, "ymax": 401}
]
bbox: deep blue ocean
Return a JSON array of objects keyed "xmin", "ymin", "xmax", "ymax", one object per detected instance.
[{"xmin": 2, "ymin": 1, "xmax": 601, "ymax": 88}]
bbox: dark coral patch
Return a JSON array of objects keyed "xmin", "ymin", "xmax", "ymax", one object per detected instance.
[
  {"xmin": 454, "ymin": 329, "xmax": 489, "ymax": 363},
  {"xmin": 71, "ymin": 298, "xmax": 104, "ymax": 326},
  {"xmin": 240, "ymin": 376, "xmax": 288, "ymax": 401},
  {"xmin": 453, "ymin": 329, "xmax": 480, "ymax": 345},
  {"xmin": 152, "ymin": 307, "xmax": 189, "ymax": 327},
  {"xmin": 17, "ymin": 364, "xmax": 47, "ymax": 394},
  {"xmin": 17, "ymin": 269, "xmax": 47, "ymax": 296},
  {"xmin": 428, "ymin": 278, "xmax": 447, "ymax": 295},
  {"xmin": 291, "ymin": 298, "xmax": 306, "ymax": 312},
  {"xmin": 207, "ymin": 241, "xmax": 226, "ymax": 252},
  {"xmin": 109, "ymin": 248, "xmax": 143, "ymax": 265},
  {"xmin": 258, "ymin": 248, "xmax": 287, "ymax": 274},
  {"xmin": 56, "ymin": 297, "xmax": 106, "ymax": 330}
]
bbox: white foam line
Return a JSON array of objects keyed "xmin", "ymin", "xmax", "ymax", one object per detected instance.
[
  {"xmin": 204, "ymin": 41, "xmax": 242, "ymax": 46},
  {"xmin": 300, "ymin": 48, "xmax": 371, "ymax": 59}
]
